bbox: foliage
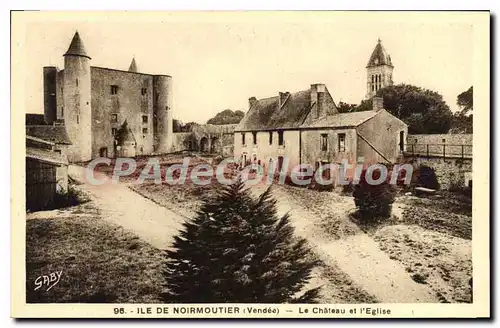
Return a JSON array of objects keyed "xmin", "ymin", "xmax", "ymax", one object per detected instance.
[
  {"xmin": 374, "ymin": 84, "xmax": 453, "ymax": 134},
  {"xmin": 353, "ymin": 168, "xmax": 396, "ymax": 221},
  {"xmin": 173, "ymin": 119, "xmax": 198, "ymax": 132},
  {"xmin": 162, "ymin": 178, "xmax": 320, "ymax": 303},
  {"xmin": 336, "ymin": 101, "xmax": 358, "ymax": 113},
  {"xmin": 207, "ymin": 109, "xmax": 245, "ymax": 125},
  {"xmin": 450, "ymin": 112, "xmax": 473, "ymax": 134},
  {"xmin": 51, "ymin": 185, "xmax": 90, "ymax": 210},
  {"xmin": 457, "ymin": 86, "xmax": 473, "ymax": 115},
  {"xmin": 450, "ymin": 86, "xmax": 473, "ymax": 133}
]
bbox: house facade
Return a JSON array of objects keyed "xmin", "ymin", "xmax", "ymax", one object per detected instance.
[{"xmin": 234, "ymin": 86, "xmax": 407, "ymax": 178}]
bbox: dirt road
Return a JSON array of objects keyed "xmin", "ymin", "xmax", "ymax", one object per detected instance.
[
  {"xmin": 68, "ymin": 165, "xmax": 185, "ymax": 250},
  {"xmin": 252, "ymin": 185, "xmax": 438, "ymax": 303}
]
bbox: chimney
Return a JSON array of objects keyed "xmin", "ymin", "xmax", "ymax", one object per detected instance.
[
  {"xmin": 311, "ymin": 83, "xmax": 326, "ymax": 118},
  {"xmin": 249, "ymin": 97, "xmax": 257, "ymax": 109},
  {"xmin": 372, "ymin": 97, "xmax": 384, "ymax": 111},
  {"xmin": 279, "ymin": 92, "xmax": 289, "ymax": 108}
]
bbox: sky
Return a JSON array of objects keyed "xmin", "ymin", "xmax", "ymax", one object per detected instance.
[{"xmin": 21, "ymin": 12, "xmax": 474, "ymax": 124}]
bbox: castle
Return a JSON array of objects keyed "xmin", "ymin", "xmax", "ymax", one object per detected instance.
[{"xmin": 43, "ymin": 31, "xmax": 174, "ymax": 162}]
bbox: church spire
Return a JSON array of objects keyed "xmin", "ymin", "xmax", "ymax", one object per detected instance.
[
  {"xmin": 64, "ymin": 31, "xmax": 91, "ymax": 59},
  {"xmin": 365, "ymin": 38, "xmax": 394, "ymax": 99},
  {"xmin": 128, "ymin": 57, "xmax": 138, "ymax": 72},
  {"xmin": 367, "ymin": 38, "xmax": 392, "ymax": 68}
]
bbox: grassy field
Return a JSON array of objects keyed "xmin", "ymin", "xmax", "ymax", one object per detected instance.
[{"xmin": 26, "ymin": 203, "xmax": 164, "ymax": 303}]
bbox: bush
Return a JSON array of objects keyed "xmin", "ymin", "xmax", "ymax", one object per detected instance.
[
  {"xmin": 353, "ymin": 168, "xmax": 396, "ymax": 221},
  {"xmin": 417, "ymin": 165, "xmax": 440, "ymax": 190},
  {"xmin": 51, "ymin": 185, "xmax": 90, "ymax": 209},
  {"xmin": 162, "ymin": 177, "xmax": 320, "ymax": 303}
]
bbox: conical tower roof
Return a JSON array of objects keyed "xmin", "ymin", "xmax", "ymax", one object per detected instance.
[
  {"xmin": 64, "ymin": 31, "xmax": 91, "ymax": 59},
  {"xmin": 128, "ymin": 57, "xmax": 138, "ymax": 72},
  {"xmin": 366, "ymin": 38, "xmax": 392, "ymax": 68}
]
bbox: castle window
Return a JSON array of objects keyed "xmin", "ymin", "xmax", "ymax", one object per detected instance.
[
  {"xmin": 110, "ymin": 85, "xmax": 119, "ymax": 95},
  {"xmin": 111, "ymin": 114, "xmax": 118, "ymax": 123},
  {"xmin": 269, "ymin": 131, "xmax": 273, "ymax": 145},
  {"xmin": 77, "ymin": 115, "xmax": 79, "ymax": 124},
  {"xmin": 241, "ymin": 133, "xmax": 246, "ymax": 145},
  {"xmin": 76, "ymin": 78, "xmax": 78, "ymax": 86},
  {"xmin": 338, "ymin": 133, "xmax": 346, "ymax": 152},
  {"xmin": 252, "ymin": 132, "xmax": 257, "ymax": 145},
  {"xmin": 112, "ymin": 128, "xmax": 117, "ymax": 136},
  {"xmin": 61, "ymin": 107, "xmax": 64, "ymax": 117},
  {"xmin": 278, "ymin": 130, "xmax": 284, "ymax": 146},
  {"xmin": 142, "ymin": 115, "xmax": 148, "ymax": 124},
  {"xmin": 143, "ymin": 128, "xmax": 148, "ymax": 134},
  {"xmin": 320, "ymin": 134, "xmax": 328, "ymax": 151},
  {"xmin": 141, "ymin": 88, "xmax": 147, "ymax": 96}
]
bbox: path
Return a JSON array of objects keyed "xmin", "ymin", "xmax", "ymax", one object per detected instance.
[
  {"xmin": 251, "ymin": 185, "xmax": 438, "ymax": 303},
  {"xmin": 68, "ymin": 165, "xmax": 185, "ymax": 250}
]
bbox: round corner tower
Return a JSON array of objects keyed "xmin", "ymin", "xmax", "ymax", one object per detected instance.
[
  {"xmin": 153, "ymin": 75, "xmax": 173, "ymax": 154},
  {"xmin": 366, "ymin": 38, "xmax": 394, "ymax": 99},
  {"xmin": 63, "ymin": 31, "xmax": 92, "ymax": 162}
]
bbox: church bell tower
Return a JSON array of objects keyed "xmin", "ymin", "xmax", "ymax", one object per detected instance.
[{"xmin": 366, "ymin": 38, "xmax": 394, "ymax": 99}]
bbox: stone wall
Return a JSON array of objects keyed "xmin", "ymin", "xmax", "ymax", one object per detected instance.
[
  {"xmin": 403, "ymin": 156, "xmax": 472, "ymax": 190},
  {"xmin": 90, "ymin": 67, "xmax": 156, "ymax": 158}
]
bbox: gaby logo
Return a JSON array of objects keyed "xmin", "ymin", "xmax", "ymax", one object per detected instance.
[{"xmin": 84, "ymin": 157, "xmax": 413, "ymax": 187}]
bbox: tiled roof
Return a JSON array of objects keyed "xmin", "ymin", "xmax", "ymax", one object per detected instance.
[
  {"xmin": 367, "ymin": 39, "xmax": 393, "ymax": 67},
  {"xmin": 26, "ymin": 147, "xmax": 68, "ymax": 166},
  {"xmin": 304, "ymin": 110, "xmax": 380, "ymax": 128},
  {"xmin": 236, "ymin": 89, "xmax": 312, "ymax": 131},
  {"xmin": 26, "ymin": 125, "xmax": 72, "ymax": 145},
  {"xmin": 64, "ymin": 31, "xmax": 91, "ymax": 59}
]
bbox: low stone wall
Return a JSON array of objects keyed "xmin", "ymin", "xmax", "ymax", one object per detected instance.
[{"xmin": 404, "ymin": 156, "xmax": 472, "ymax": 190}]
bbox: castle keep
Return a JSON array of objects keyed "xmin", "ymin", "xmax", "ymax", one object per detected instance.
[{"xmin": 43, "ymin": 32, "xmax": 174, "ymax": 162}]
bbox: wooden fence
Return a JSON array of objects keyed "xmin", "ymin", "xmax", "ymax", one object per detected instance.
[
  {"xmin": 26, "ymin": 158, "xmax": 58, "ymax": 212},
  {"xmin": 405, "ymin": 143, "xmax": 473, "ymax": 159}
]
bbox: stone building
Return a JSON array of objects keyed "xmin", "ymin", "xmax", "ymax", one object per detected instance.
[
  {"xmin": 43, "ymin": 31, "xmax": 173, "ymax": 162},
  {"xmin": 366, "ymin": 39, "xmax": 394, "ymax": 99},
  {"xmin": 234, "ymin": 85, "xmax": 408, "ymax": 174}
]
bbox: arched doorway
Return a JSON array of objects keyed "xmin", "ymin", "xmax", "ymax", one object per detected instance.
[
  {"xmin": 200, "ymin": 137, "xmax": 209, "ymax": 153},
  {"xmin": 210, "ymin": 137, "xmax": 219, "ymax": 153}
]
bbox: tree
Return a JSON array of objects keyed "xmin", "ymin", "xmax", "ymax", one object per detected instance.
[
  {"xmin": 457, "ymin": 86, "xmax": 473, "ymax": 115},
  {"xmin": 375, "ymin": 84, "xmax": 453, "ymax": 134},
  {"xmin": 450, "ymin": 86, "xmax": 473, "ymax": 133},
  {"xmin": 336, "ymin": 101, "xmax": 358, "ymax": 113},
  {"xmin": 353, "ymin": 168, "xmax": 396, "ymax": 221},
  {"xmin": 162, "ymin": 178, "xmax": 320, "ymax": 303},
  {"xmin": 207, "ymin": 109, "xmax": 245, "ymax": 125}
]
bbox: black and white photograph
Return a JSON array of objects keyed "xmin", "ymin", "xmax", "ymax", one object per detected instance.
[{"xmin": 11, "ymin": 10, "xmax": 489, "ymax": 318}]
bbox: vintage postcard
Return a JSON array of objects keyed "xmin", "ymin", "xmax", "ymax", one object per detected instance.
[{"xmin": 11, "ymin": 11, "xmax": 490, "ymax": 318}]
